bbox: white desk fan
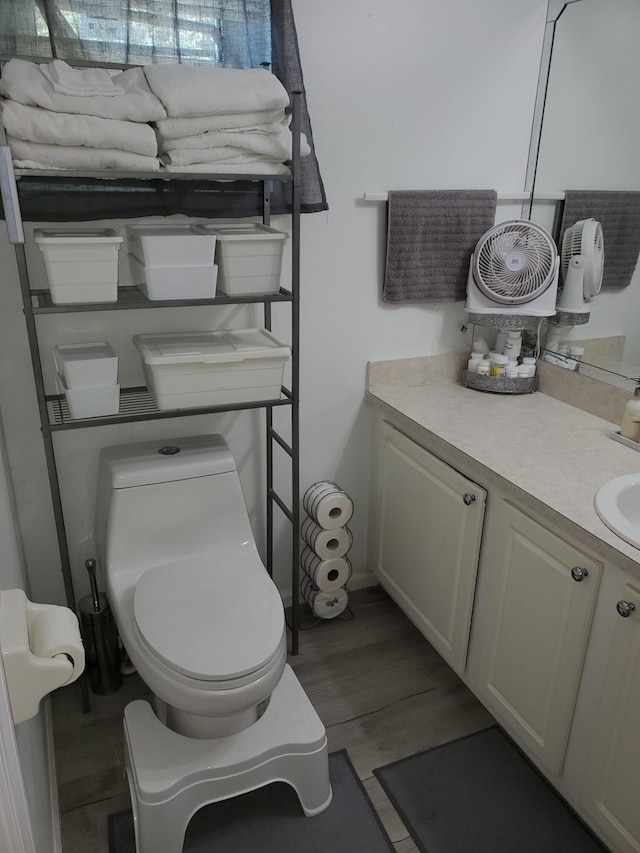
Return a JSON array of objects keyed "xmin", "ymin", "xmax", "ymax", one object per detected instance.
[
  {"xmin": 465, "ymin": 220, "xmax": 559, "ymax": 317},
  {"xmin": 556, "ymin": 218, "xmax": 604, "ymax": 315}
]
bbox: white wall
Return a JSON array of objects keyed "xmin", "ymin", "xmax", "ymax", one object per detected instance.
[
  {"xmin": 0, "ymin": 0, "xmax": 549, "ymax": 606},
  {"xmin": 293, "ymin": 0, "xmax": 548, "ymax": 585}
]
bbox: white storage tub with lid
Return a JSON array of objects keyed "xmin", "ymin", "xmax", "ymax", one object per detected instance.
[
  {"xmin": 133, "ymin": 328, "xmax": 290, "ymax": 410},
  {"xmin": 126, "ymin": 224, "xmax": 217, "ymax": 268},
  {"xmin": 195, "ymin": 223, "xmax": 288, "ymax": 295},
  {"xmin": 34, "ymin": 228, "xmax": 123, "ymax": 305},
  {"xmin": 129, "ymin": 255, "xmax": 218, "ymax": 301},
  {"xmin": 53, "ymin": 341, "xmax": 118, "ymax": 388}
]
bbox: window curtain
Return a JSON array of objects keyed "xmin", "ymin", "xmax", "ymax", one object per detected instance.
[{"xmin": 0, "ymin": 0, "xmax": 327, "ymax": 220}]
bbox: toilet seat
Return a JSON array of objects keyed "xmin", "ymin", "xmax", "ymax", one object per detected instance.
[{"xmin": 132, "ymin": 551, "xmax": 284, "ymax": 683}]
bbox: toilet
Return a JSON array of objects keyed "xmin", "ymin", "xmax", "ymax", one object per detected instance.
[{"xmin": 95, "ymin": 433, "xmax": 332, "ymax": 853}]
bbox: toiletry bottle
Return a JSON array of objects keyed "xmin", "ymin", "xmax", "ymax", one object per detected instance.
[
  {"xmin": 620, "ymin": 398, "xmax": 640, "ymax": 442},
  {"xmin": 504, "ymin": 331, "xmax": 522, "ymax": 360},
  {"xmin": 495, "ymin": 329, "xmax": 508, "ymax": 353},
  {"xmin": 489, "ymin": 353, "xmax": 508, "ymax": 377},
  {"xmin": 467, "ymin": 353, "xmax": 484, "ymax": 373}
]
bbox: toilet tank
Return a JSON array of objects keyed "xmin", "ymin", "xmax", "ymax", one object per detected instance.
[{"xmin": 95, "ymin": 434, "xmax": 256, "ymax": 577}]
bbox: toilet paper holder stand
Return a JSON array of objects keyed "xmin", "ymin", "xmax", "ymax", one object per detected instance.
[{"xmin": 0, "ymin": 588, "xmax": 85, "ymax": 724}]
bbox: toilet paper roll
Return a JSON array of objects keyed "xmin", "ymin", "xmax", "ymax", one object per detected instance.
[
  {"xmin": 300, "ymin": 579, "xmax": 349, "ymax": 620},
  {"xmin": 303, "ymin": 481, "xmax": 354, "ymax": 530},
  {"xmin": 301, "ymin": 516, "xmax": 353, "ymax": 559},
  {"xmin": 300, "ymin": 548, "xmax": 352, "ymax": 592},
  {"xmin": 30, "ymin": 607, "xmax": 85, "ymax": 681}
]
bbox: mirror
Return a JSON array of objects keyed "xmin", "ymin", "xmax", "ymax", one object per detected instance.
[{"xmin": 528, "ymin": 0, "xmax": 640, "ymax": 388}]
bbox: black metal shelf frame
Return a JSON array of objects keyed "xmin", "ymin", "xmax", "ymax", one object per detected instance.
[
  {"xmin": 0, "ymin": 92, "xmax": 302, "ymax": 662},
  {"xmin": 46, "ymin": 386, "xmax": 293, "ymax": 430}
]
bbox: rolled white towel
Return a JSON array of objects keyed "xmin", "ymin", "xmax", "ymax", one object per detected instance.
[
  {"xmin": 0, "ymin": 59, "xmax": 166, "ymax": 122},
  {"xmin": 7, "ymin": 136, "xmax": 160, "ymax": 171},
  {"xmin": 40, "ymin": 59, "xmax": 124, "ymax": 97},
  {"xmin": 144, "ymin": 64, "xmax": 289, "ymax": 118},
  {"xmin": 1, "ymin": 101, "xmax": 158, "ymax": 156},
  {"xmin": 156, "ymin": 109, "xmax": 287, "ymax": 141}
]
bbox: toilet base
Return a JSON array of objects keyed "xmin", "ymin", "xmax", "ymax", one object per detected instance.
[{"xmin": 123, "ymin": 664, "xmax": 333, "ymax": 853}]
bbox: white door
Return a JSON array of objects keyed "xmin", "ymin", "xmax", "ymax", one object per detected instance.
[
  {"xmin": 468, "ymin": 499, "xmax": 602, "ymax": 776},
  {"xmin": 581, "ymin": 584, "xmax": 640, "ymax": 853},
  {"xmin": 0, "ymin": 416, "xmax": 61, "ymax": 853},
  {"xmin": 374, "ymin": 422, "xmax": 486, "ymax": 674}
]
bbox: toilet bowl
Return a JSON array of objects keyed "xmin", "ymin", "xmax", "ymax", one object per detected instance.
[{"xmin": 95, "ymin": 433, "xmax": 287, "ymax": 738}]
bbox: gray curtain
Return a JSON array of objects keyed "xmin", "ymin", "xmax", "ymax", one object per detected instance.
[{"xmin": 0, "ymin": 0, "xmax": 327, "ymax": 219}]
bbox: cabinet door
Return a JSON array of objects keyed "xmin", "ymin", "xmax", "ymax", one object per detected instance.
[
  {"xmin": 581, "ymin": 584, "xmax": 640, "ymax": 853},
  {"xmin": 375, "ymin": 422, "xmax": 486, "ymax": 674},
  {"xmin": 468, "ymin": 500, "xmax": 601, "ymax": 775}
]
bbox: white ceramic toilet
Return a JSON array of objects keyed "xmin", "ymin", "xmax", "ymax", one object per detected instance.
[{"xmin": 95, "ymin": 433, "xmax": 332, "ymax": 853}]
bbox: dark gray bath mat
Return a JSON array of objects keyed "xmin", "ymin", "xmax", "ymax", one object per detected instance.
[
  {"xmin": 108, "ymin": 749, "xmax": 393, "ymax": 853},
  {"xmin": 374, "ymin": 726, "xmax": 608, "ymax": 853}
]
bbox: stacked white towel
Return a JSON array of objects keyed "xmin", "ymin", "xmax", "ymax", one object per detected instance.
[
  {"xmin": 144, "ymin": 64, "xmax": 309, "ymax": 174},
  {"xmin": 0, "ymin": 59, "xmax": 165, "ymax": 171}
]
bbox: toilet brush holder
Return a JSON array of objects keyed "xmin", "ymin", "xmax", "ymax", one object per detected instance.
[{"xmin": 78, "ymin": 591, "xmax": 122, "ymax": 696}]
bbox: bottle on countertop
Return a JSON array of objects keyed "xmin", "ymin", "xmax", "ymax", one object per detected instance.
[{"xmin": 620, "ymin": 397, "xmax": 640, "ymax": 442}]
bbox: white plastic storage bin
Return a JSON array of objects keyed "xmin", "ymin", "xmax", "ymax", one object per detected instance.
[
  {"xmin": 129, "ymin": 255, "xmax": 218, "ymax": 301},
  {"xmin": 34, "ymin": 228, "xmax": 123, "ymax": 305},
  {"xmin": 133, "ymin": 328, "xmax": 290, "ymax": 410},
  {"xmin": 55, "ymin": 373, "xmax": 120, "ymax": 419},
  {"xmin": 195, "ymin": 223, "xmax": 287, "ymax": 295},
  {"xmin": 53, "ymin": 342, "xmax": 118, "ymax": 388},
  {"xmin": 126, "ymin": 224, "xmax": 216, "ymax": 268}
]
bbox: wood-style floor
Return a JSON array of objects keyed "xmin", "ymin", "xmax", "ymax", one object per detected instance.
[{"xmin": 51, "ymin": 586, "xmax": 495, "ymax": 852}]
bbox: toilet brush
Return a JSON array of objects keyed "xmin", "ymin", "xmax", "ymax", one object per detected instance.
[
  {"xmin": 85, "ymin": 558, "xmax": 100, "ymax": 613},
  {"xmin": 77, "ymin": 559, "xmax": 122, "ymax": 695}
]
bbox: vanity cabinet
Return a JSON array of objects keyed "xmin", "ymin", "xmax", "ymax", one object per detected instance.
[
  {"xmin": 466, "ymin": 499, "xmax": 602, "ymax": 776},
  {"xmin": 580, "ymin": 582, "xmax": 640, "ymax": 853},
  {"xmin": 372, "ymin": 422, "xmax": 486, "ymax": 674},
  {"xmin": 368, "ymin": 399, "xmax": 640, "ymax": 853}
]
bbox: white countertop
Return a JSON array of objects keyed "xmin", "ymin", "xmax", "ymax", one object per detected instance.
[{"xmin": 367, "ymin": 380, "xmax": 640, "ymax": 576}]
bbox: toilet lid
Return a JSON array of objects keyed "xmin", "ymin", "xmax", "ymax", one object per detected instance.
[{"xmin": 132, "ymin": 551, "xmax": 284, "ymax": 681}]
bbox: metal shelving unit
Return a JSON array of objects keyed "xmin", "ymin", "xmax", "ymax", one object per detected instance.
[{"xmin": 0, "ymin": 92, "xmax": 303, "ymax": 668}]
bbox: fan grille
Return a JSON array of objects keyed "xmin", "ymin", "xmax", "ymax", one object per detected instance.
[{"xmin": 473, "ymin": 220, "xmax": 558, "ymax": 305}]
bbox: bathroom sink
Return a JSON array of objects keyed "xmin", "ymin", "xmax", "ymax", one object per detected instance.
[{"xmin": 594, "ymin": 473, "xmax": 640, "ymax": 549}]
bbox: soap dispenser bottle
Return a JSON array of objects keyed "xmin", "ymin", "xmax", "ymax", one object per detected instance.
[{"xmin": 620, "ymin": 395, "xmax": 640, "ymax": 442}]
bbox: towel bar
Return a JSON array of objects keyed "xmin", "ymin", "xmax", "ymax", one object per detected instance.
[{"xmin": 362, "ymin": 191, "xmax": 566, "ymax": 203}]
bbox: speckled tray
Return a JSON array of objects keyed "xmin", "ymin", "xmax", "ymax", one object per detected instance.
[{"xmin": 463, "ymin": 370, "xmax": 539, "ymax": 395}]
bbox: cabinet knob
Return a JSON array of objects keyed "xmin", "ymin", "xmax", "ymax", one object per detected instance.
[
  {"xmin": 571, "ymin": 566, "xmax": 589, "ymax": 582},
  {"xmin": 463, "ymin": 493, "xmax": 476, "ymax": 505},
  {"xmin": 617, "ymin": 600, "xmax": 636, "ymax": 618}
]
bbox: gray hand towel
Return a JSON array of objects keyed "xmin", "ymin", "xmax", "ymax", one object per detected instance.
[
  {"xmin": 560, "ymin": 190, "xmax": 640, "ymax": 290},
  {"xmin": 383, "ymin": 190, "xmax": 497, "ymax": 304}
]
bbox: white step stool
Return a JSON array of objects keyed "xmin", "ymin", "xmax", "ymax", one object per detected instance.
[{"xmin": 123, "ymin": 664, "xmax": 332, "ymax": 853}]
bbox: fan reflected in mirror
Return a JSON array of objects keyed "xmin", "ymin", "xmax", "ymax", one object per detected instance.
[{"xmin": 542, "ymin": 218, "xmax": 605, "ymax": 370}]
